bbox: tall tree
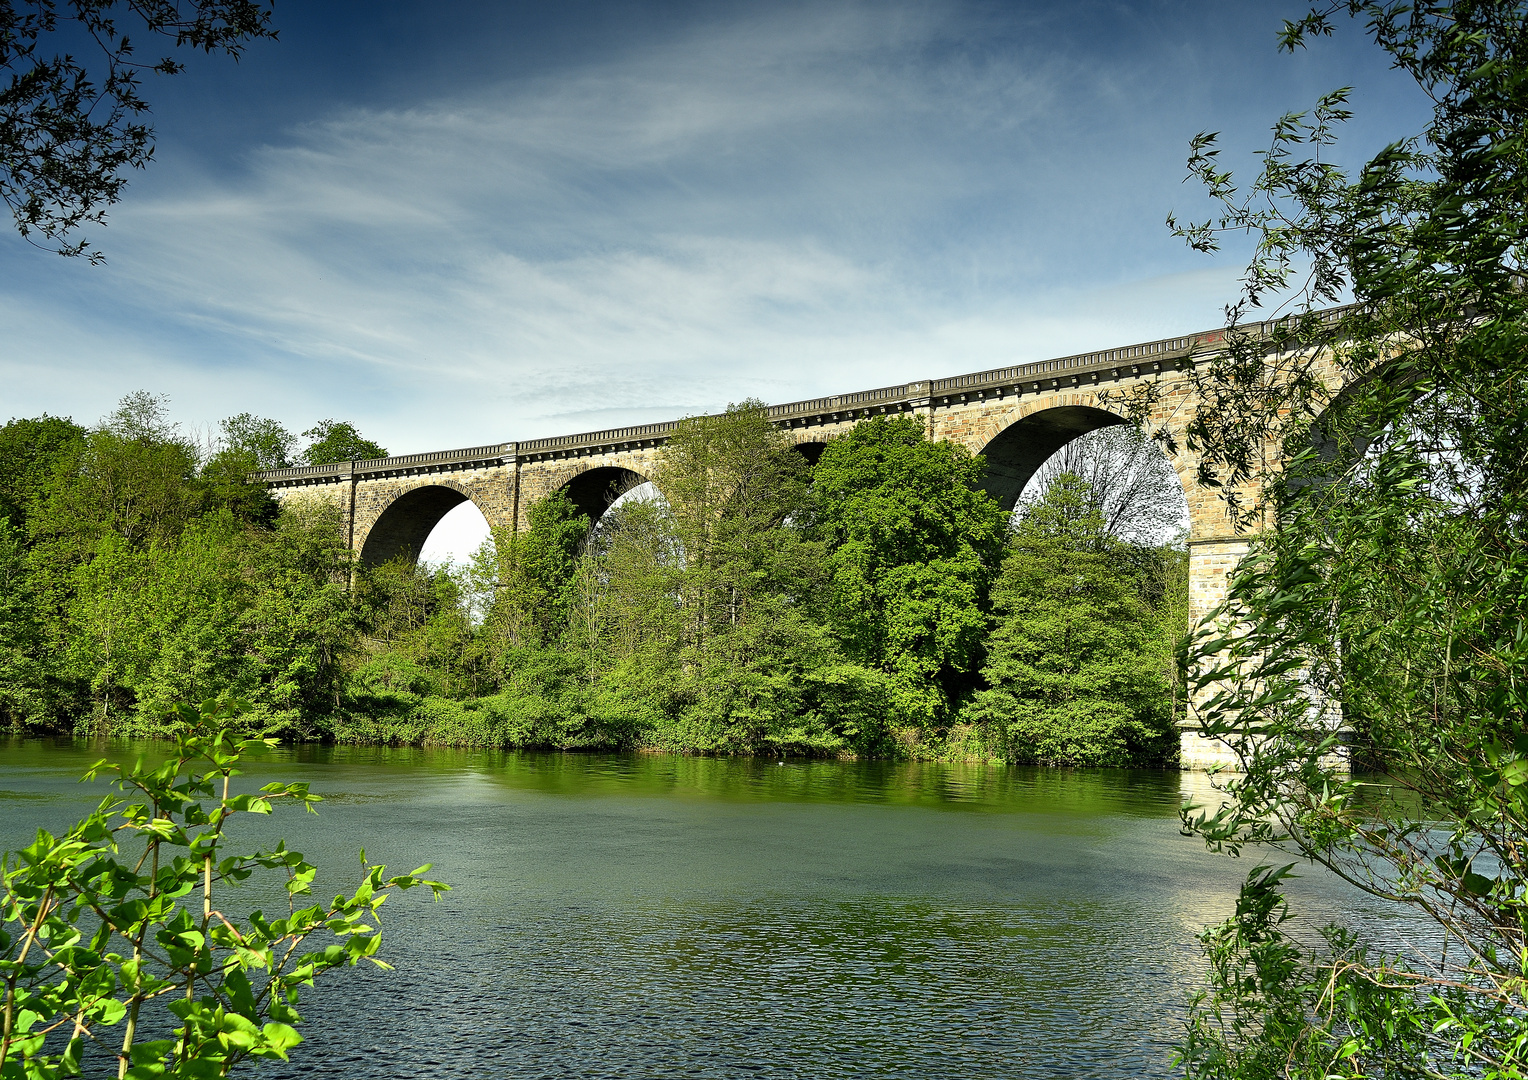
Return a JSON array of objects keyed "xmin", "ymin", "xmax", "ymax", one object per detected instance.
[
  {"xmin": 654, "ymin": 400, "xmax": 817, "ymax": 661},
  {"xmin": 200, "ymin": 412, "xmax": 291, "ymax": 522},
  {"xmin": 217, "ymin": 412, "xmax": 295, "ymax": 470},
  {"xmin": 481, "ymin": 489, "xmax": 589, "ymax": 651},
  {"xmin": 811, "ymin": 415, "xmax": 1009, "ymax": 728},
  {"xmin": 300, "ymin": 420, "xmax": 387, "ymax": 466},
  {"xmin": 0, "ymin": 413, "xmax": 84, "ymax": 531},
  {"xmin": 0, "ymin": 517, "xmax": 47, "ymax": 727},
  {"xmin": 29, "ymin": 391, "xmax": 202, "ymax": 554},
  {"xmin": 969, "ymin": 473, "xmax": 1177, "ymax": 766}
]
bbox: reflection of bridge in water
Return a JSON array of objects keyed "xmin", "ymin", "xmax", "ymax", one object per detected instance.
[{"xmin": 258, "ymin": 318, "xmax": 1333, "ymax": 769}]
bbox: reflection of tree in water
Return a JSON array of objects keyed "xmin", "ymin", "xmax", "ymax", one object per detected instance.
[{"xmin": 1014, "ymin": 425, "xmax": 1187, "ymax": 545}]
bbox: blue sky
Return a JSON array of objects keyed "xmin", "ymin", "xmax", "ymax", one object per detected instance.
[{"xmin": 1, "ymin": 1, "xmax": 1431, "ymax": 556}]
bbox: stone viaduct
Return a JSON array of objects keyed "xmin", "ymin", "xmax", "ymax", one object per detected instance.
[{"xmin": 260, "ymin": 319, "xmax": 1308, "ymax": 768}]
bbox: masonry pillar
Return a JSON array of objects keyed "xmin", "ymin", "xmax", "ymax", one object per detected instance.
[
  {"xmin": 338, "ymin": 461, "xmax": 357, "ymax": 551},
  {"xmin": 906, "ymin": 379, "xmax": 934, "ymax": 432},
  {"xmin": 1178, "ymin": 536, "xmax": 1250, "ymax": 770}
]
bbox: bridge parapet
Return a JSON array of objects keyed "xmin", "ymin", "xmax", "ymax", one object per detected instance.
[{"xmin": 260, "ymin": 443, "xmax": 513, "ymax": 486}]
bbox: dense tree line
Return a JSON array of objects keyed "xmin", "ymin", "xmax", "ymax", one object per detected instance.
[{"xmin": 0, "ymin": 394, "xmax": 1188, "ymax": 764}]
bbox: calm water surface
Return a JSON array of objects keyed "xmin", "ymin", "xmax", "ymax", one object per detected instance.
[{"xmin": 0, "ymin": 742, "xmax": 1400, "ymax": 1079}]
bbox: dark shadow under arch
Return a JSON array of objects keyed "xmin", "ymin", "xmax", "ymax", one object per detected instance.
[
  {"xmin": 559, "ymin": 466, "xmax": 652, "ymax": 524},
  {"xmin": 792, "ymin": 441, "xmax": 829, "ymax": 468},
  {"xmin": 976, "ymin": 405, "xmax": 1128, "ymax": 510},
  {"xmin": 359, "ymin": 484, "xmax": 470, "ymax": 567}
]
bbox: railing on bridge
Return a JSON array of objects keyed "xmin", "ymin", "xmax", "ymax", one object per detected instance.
[
  {"xmin": 931, "ymin": 335, "xmax": 1199, "ymax": 393},
  {"xmin": 258, "ymin": 442, "xmax": 512, "ymax": 483},
  {"xmin": 518, "ymin": 422, "xmax": 678, "ymax": 454}
]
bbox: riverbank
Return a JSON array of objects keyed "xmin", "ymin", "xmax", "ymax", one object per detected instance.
[{"xmin": 320, "ymin": 690, "xmax": 1181, "ymax": 766}]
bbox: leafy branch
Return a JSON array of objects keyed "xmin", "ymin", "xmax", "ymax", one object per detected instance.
[{"xmin": 0, "ymin": 697, "xmax": 447, "ymax": 1079}]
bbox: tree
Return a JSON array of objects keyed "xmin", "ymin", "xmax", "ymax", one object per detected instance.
[
  {"xmin": 641, "ymin": 402, "xmax": 862, "ymax": 753},
  {"xmin": 1, "ymin": 0, "xmax": 276, "ymax": 261},
  {"xmin": 653, "ymin": 401, "xmax": 817, "ymax": 662},
  {"xmin": 299, "ymin": 421, "xmax": 387, "ymax": 466},
  {"xmin": 0, "ymin": 414, "xmax": 84, "ymax": 532},
  {"xmin": 968, "ymin": 473, "xmax": 1178, "ymax": 766},
  {"xmin": 484, "ymin": 490, "xmax": 589, "ymax": 650},
  {"xmin": 200, "ymin": 414, "xmax": 291, "ymax": 523},
  {"xmin": 1142, "ymin": 3, "xmax": 1528, "ymax": 1077},
  {"xmin": 215, "ymin": 413, "xmax": 294, "ymax": 470},
  {"xmin": 0, "ymin": 518, "xmax": 47, "ymax": 728},
  {"xmin": 0, "ymin": 394, "xmax": 356, "ymax": 735},
  {"xmin": 449, "ymin": 403, "xmax": 891, "ymax": 757},
  {"xmin": 57, "ymin": 505, "xmax": 358, "ymax": 737},
  {"xmin": 1013, "ymin": 424, "xmax": 1187, "ymax": 545},
  {"xmin": 351, "ymin": 555, "xmax": 480, "ymax": 704},
  {"xmin": 29, "ymin": 392, "xmax": 202, "ymax": 554},
  {"xmin": 811, "ymin": 415, "xmax": 1009, "ymax": 729}
]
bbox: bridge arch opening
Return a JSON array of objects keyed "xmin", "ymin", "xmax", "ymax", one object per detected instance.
[
  {"xmin": 979, "ymin": 405, "xmax": 1189, "ymax": 545},
  {"xmin": 558, "ymin": 466, "xmax": 656, "ymax": 527},
  {"xmin": 359, "ymin": 484, "xmax": 487, "ymax": 568},
  {"xmin": 977, "ymin": 405, "xmax": 1129, "ymax": 511},
  {"xmin": 418, "ymin": 500, "xmax": 492, "ymax": 567},
  {"xmin": 1289, "ymin": 357, "xmax": 1427, "ymax": 493}
]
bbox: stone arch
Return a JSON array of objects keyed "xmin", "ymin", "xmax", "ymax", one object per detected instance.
[
  {"xmin": 558, "ymin": 466, "xmax": 654, "ymax": 525},
  {"xmin": 358, "ymin": 481, "xmax": 479, "ymax": 567},
  {"xmin": 973, "ymin": 404, "xmax": 1133, "ymax": 510}
]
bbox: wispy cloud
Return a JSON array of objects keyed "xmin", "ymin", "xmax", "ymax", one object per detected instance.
[{"xmin": 0, "ymin": 0, "xmax": 1424, "ymax": 452}]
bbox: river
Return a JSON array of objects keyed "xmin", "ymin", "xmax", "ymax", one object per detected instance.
[{"xmin": 0, "ymin": 741, "xmax": 1402, "ymax": 1079}]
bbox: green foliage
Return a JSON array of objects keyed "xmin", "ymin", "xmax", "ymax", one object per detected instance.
[
  {"xmin": 968, "ymin": 473, "xmax": 1179, "ymax": 766},
  {"xmin": 811, "ymin": 416, "xmax": 1009, "ymax": 728},
  {"xmin": 299, "ymin": 422, "xmax": 386, "ymax": 466},
  {"xmin": 0, "ymin": 520, "xmax": 48, "ymax": 729},
  {"xmin": 1148, "ymin": 2, "xmax": 1528, "ymax": 1076},
  {"xmin": 216, "ymin": 414, "xmax": 294, "ymax": 472},
  {"xmin": 0, "ymin": 393, "xmax": 1186, "ymax": 762},
  {"xmin": 0, "ymin": 699, "xmax": 446, "ymax": 1079},
  {"xmin": 0, "ymin": 396, "xmax": 347, "ymax": 735},
  {"xmin": 482, "ymin": 490, "xmax": 590, "ymax": 651},
  {"xmin": 352, "ymin": 556, "xmax": 480, "ymax": 702},
  {"xmin": 0, "ymin": 416, "xmax": 84, "ymax": 533},
  {"xmin": 59, "ymin": 508, "xmax": 357, "ymax": 738},
  {"xmin": 198, "ymin": 415, "xmax": 293, "ymax": 525},
  {"xmin": 566, "ymin": 403, "xmax": 883, "ymax": 755},
  {"xmin": 30, "ymin": 412, "xmax": 203, "ymax": 556},
  {"xmin": 652, "ymin": 404, "xmax": 822, "ymax": 675},
  {"xmin": 1179, "ymin": 863, "xmax": 1436, "ymax": 1080}
]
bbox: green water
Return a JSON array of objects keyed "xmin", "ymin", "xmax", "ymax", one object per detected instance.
[{"xmin": 0, "ymin": 741, "xmax": 1391, "ymax": 1079}]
